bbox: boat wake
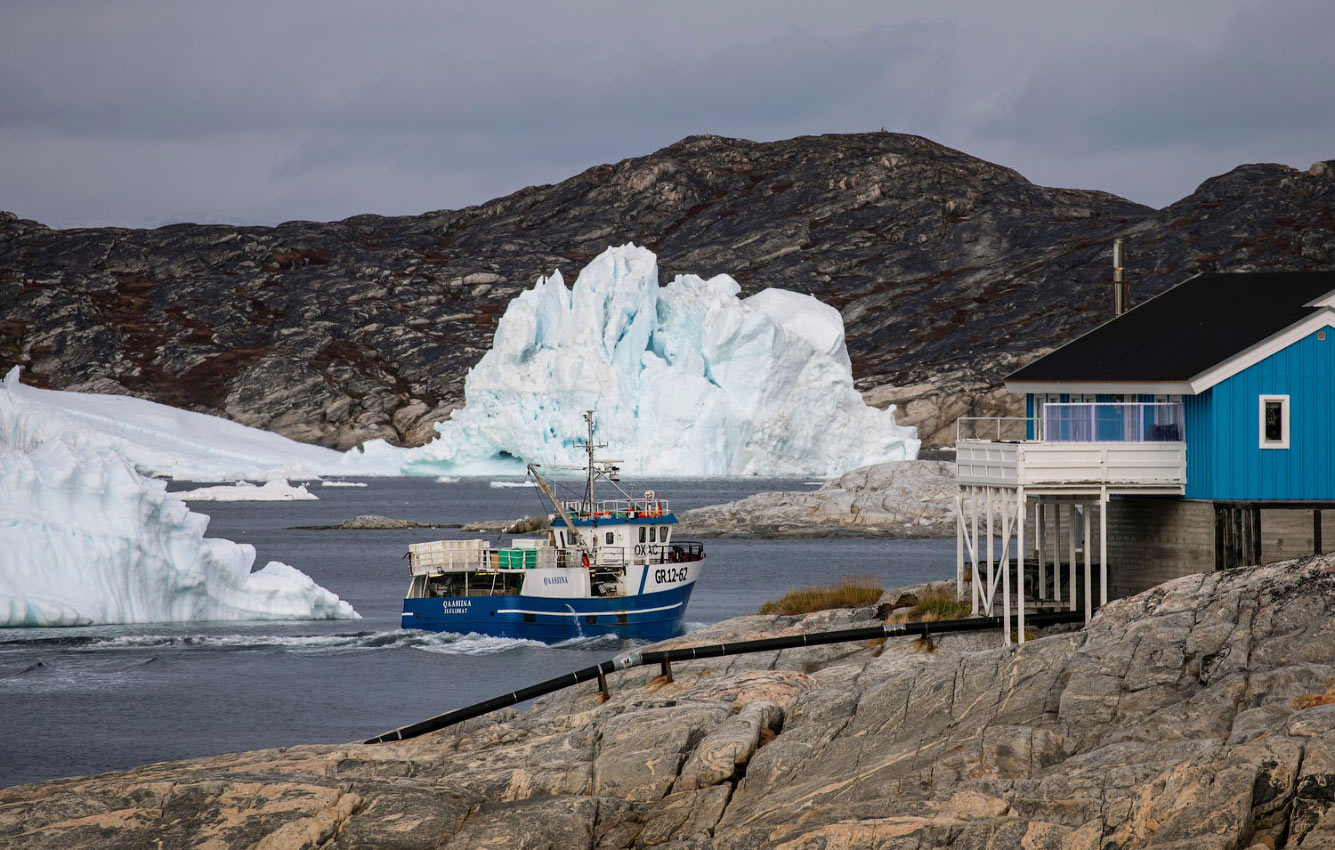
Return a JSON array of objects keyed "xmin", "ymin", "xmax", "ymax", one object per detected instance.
[{"xmin": 0, "ymin": 630, "xmax": 551, "ymax": 657}]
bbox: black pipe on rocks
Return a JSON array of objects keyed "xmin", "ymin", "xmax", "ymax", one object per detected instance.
[{"xmin": 363, "ymin": 610, "xmax": 1085, "ymax": 744}]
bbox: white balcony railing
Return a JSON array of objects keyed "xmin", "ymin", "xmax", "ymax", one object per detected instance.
[
  {"xmin": 955, "ymin": 404, "xmax": 1187, "ymax": 493},
  {"xmin": 956, "ymin": 403, "xmax": 1185, "ymax": 444}
]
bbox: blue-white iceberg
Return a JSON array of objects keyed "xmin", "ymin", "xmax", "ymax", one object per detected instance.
[
  {"xmin": 349, "ymin": 244, "xmax": 919, "ymax": 476},
  {"xmin": 0, "ymin": 388, "xmax": 358, "ymax": 627}
]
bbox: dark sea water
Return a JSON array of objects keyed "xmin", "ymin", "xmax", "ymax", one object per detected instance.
[{"xmin": 0, "ymin": 476, "xmax": 954, "ymax": 789}]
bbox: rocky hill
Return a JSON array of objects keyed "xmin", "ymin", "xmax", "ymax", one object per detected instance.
[
  {"xmin": 2, "ymin": 134, "xmax": 1332, "ymax": 448},
  {"xmin": 6, "ymin": 557, "xmax": 1335, "ymax": 848}
]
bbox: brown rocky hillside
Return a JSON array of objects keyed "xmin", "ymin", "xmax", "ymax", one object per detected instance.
[{"xmin": 1, "ymin": 134, "xmax": 1332, "ymax": 447}]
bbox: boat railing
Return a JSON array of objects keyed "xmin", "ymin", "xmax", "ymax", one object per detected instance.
[
  {"xmin": 411, "ymin": 540, "xmax": 704, "ymax": 574},
  {"xmin": 557, "ymin": 498, "xmax": 672, "ymax": 520},
  {"xmin": 667, "ymin": 542, "xmax": 704, "ymax": 563}
]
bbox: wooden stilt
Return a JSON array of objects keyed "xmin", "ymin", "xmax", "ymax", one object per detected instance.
[
  {"xmin": 1099, "ymin": 489, "xmax": 1108, "ymax": 608},
  {"xmin": 1037, "ymin": 500, "xmax": 1047, "ymax": 601},
  {"xmin": 971, "ymin": 487, "xmax": 981, "ymax": 615},
  {"xmin": 1067, "ymin": 503, "xmax": 1078, "ymax": 611},
  {"xmin": 986, "ymin": 487, "xmax": 994, "ymax": 617},
  {"xmin": 1251, "ymin": 507, "xmax": 1262, "ymax": 565},
  {"xmin": 1083, "ymin": 503, "xmax": 1093, "ymax": 623},
  {"xmin": 956, "ymin": 491, "xmax": 965, "ymax": 601},
  {"xmin": 1316, "ymin": 509, "xmax": 1323, "ymax": 555},
  {"xmin": 1015, "ymin": 487, "xmax": 1025, "ymax": 644},
  {"xmin": 1051, "ymin": 502, "xmax": 1061, "ymax": 606},
  {"xmin": 596, "ymin": 669, "xmax": 610, "ymax": 702},
  {"xmin": 660, "ymin": 659, "xmax": 673, "ymax": 683},
  {"xmin": 1003, "ymin": 483, "xmax": 1014, "ymax": 643}
]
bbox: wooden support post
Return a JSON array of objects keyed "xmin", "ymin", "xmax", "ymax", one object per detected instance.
[
  {"xmin": 1252, "ymin": 507, "xmax": 1262, "ymax": 565},
  {"xmin": 596, "ymin": 668, "xmax": 610, "ymax": 702},
  {"xmin": 986, "ymin": 487, "xmax": 995, "ymax": 617},
  {"xmin": 956, "ymin": 491, "xmax": 965, "ymax": 601},
  {"xmin": 1051, "ymin": 502, "xmax": 1062, "ymax": 606},
  {"xmin": 1002, "ymin": 488, "xmax": 1013, "ymax": 645},
  {"xmin": 1083, "ymin": 502, "xmax": 1093, "ymax": 623},
  {"xmin": 1316, "ymin": 509, "xmax": 1323, "ymax": 556},
  {"xmin": 1214, "ymin": 505, "xmax": 1225, "ymax": 571},
  {"xmin": 1067, "ymin": 503, "xmax": 1078, "ymax": 612},
  {"xmin": 1015, "ymin": 488, "xmax": 1025, "ymax": 644},
  {"xmin": 1037, "ymin": 501, "xmax": 1047, "ymax": 601},
  {"xmin": 1233, "ymin": 508, "xmax": 1244, "ymax": 569},
  {"xmin": 660, "ymin": 659, "xmax": 673, "ymax": 683},
  {"xmin": 971, "ymin": 487, "xmax": 981, "ymax": 615},
  {"xmin": 1098, "ymin": 489, "xmax": 1108, "ymax": 608}
]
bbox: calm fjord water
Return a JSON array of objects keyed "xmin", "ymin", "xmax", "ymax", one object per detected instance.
[{"xmin": 0, "ymin": 476, "xmax": 953, "ymax": 788}]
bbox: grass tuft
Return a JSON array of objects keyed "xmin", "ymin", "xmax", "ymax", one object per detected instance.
[
  {"xmin": 759, "ymin": 575, "xmax": 883, "ymax": 616},
  {"xmin": 886, "ymin": 586, "xmax": 973, "ymax": 624}
]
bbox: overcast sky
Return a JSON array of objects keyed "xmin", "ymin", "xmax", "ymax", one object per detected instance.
[{"xmin": 2, "ymin": 0, "xmax": 1331, "ymax": 229}]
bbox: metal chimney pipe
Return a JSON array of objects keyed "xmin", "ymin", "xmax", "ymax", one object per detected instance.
[{"xmin": 1112, "ymin": 238, "xmax": 1127, "ymax": 316}]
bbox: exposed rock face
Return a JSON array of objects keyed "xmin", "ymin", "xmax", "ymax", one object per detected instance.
[
  {"xmin": 7, "ymin": 557, "xmax": 1335, "ymax": 848},
  {"xmin": 2, "ymin": 139, "xmax": 1332, "ymax": 448},
  {"xmin": 680, "ymin": 459, "xmax": 956, "ymax": 537}
]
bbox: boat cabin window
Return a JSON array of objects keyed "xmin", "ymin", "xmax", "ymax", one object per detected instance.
[
  {"xmin": 639, "ymin": 527, "xmax": 646, "ymax": 543},
  {"xmin": 605, "ymin": 531, "xmax": 615, "ymax": 545},
  {"xmin": 649, "ymin": 526, "xmax": 657, "ymax": 543}
]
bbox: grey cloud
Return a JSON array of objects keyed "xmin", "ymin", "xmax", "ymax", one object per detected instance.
[
  {"xmin": 978, "ymin": 1, "xmax": 1335, "ymax": 154},
  {"xmin": 0, "ymin": 0, "xmax": 1326, "ymax": 226}
]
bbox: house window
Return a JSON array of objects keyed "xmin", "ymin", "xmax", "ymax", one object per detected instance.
[{"xmin": 1259, "ymin": 395, "xmax": 1290, "ymax": 449}]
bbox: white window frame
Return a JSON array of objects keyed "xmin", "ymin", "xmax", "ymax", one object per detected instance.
[{"xmin": 1258, "ymin": 394, "xmax": 1290, "ymax": 450}]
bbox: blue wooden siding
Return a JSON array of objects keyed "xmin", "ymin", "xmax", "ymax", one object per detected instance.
[
  {"xmin": 1185, "ymin": 328, "xmax": 1335, "ymax": 500},
  {"xmin": 1183, "ymin": 392, "xmax": 1214, "ymax": 497}
]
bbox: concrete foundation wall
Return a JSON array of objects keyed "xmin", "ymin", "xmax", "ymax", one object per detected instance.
[
  {"xmin": 1106, "ymin": 499, "xmax": 1217, "ymax": 600},
  {"xmin": 1106, "ymin": 498, "xmax": 1335, "ymax": 599}
]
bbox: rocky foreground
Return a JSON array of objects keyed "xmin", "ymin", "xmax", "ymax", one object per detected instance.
[
  {"xmin": 679, "ymin": 460, "xmax": 955, "ymax": 538},
  {"xmin": 7, "ymin": 558, "xmax": 1335, "ymax": 848}
]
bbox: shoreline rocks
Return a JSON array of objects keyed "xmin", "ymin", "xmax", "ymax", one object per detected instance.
[
  {"xmin": 293, "ymin": 514, "xmax": 457, "ymax": 530},
  {"xmin": 679, "ymin": 459, "xmax": 955, "ymax": 538},
  {"xmin": 7, "ymin": 557, "xmax": 1335, "ymax": 847}
]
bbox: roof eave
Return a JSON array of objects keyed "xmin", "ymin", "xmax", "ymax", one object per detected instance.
[
  {"xmin": 1005, "ymin": 380, "xmax": 1196, "ymax": 396},
  {"xmin": 1187, "ymin": 308, "xmax": 1335, "ymax": 394}
]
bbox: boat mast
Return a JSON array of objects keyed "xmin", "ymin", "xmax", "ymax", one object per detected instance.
[{"xmin": 580, "ymin": 410, "xmax": 604, "ymax": 513}]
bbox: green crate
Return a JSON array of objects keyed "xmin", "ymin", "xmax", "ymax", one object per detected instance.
[{"xmin": 497, "ymin": 548, "xmax": 539, "ymax": 569}]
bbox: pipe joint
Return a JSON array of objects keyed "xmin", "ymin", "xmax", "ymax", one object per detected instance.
[{"xmin": 612, "ymin": 652, "xmax": 642, "ymax": 670}]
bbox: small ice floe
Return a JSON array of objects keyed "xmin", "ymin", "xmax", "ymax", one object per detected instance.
[
  {"xmin": 320, "ymin": 480, "xmax": 368, "ymax": 488},
  {"xmin": 176, "ymin": 480, "xmax": 318, "ymax": 501}
]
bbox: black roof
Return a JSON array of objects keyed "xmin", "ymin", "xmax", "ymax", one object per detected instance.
[{"xmin": 1008, "ymin": 271, "xmax": 1335, "ymax": 384}]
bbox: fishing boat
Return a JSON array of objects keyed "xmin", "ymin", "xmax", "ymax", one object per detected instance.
[{"xmin": 399, "ymin": 412, "xmax": 705, "ymax": 642}]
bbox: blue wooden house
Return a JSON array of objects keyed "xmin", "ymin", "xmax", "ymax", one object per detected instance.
[{"xmin": 954, "ymin": 270, "xmax": 1335, "ymax": 642}]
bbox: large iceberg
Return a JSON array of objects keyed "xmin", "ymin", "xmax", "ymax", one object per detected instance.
[
  {"xmin": 0, "ymin": 366, "xmax": 342, "ymax": 482},
  {"xmin": 0, "ymin": 389, "xmax": 358, "ymax": 627},
  {"xmin": 350, "ymin": 245, "xmax": 918, "ymax": 476}
]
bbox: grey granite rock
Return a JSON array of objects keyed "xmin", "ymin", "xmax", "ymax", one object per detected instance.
[
  {"xmin": 7, "ymin": 557, "xmax": 1335, "ymax": 847},
  {"xmin": 679, "ymin": 459, "xmax": 955, "ymax": 537}
]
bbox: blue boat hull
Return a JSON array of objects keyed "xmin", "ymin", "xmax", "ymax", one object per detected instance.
[{"xmin": 401, "ymin": 582, "xmax": 696, "ymax": 643}]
